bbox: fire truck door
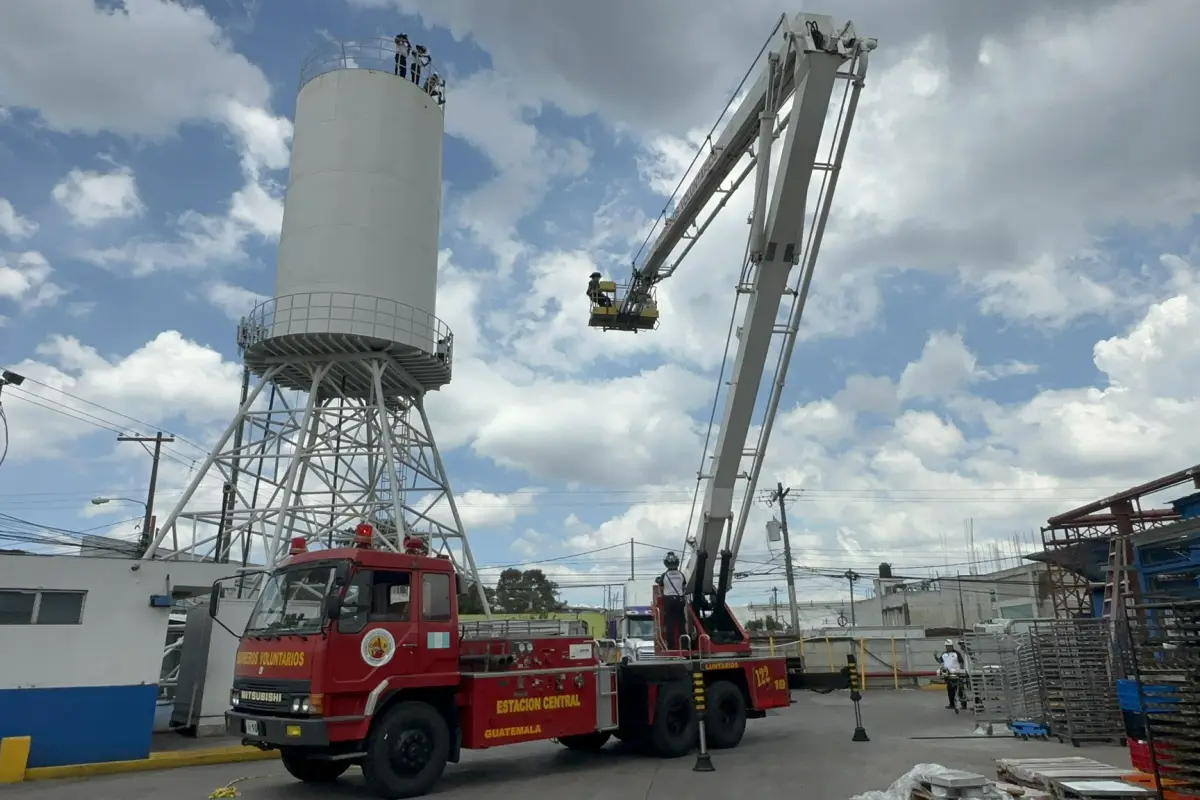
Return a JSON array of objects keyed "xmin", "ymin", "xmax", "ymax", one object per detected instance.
[
  {"xmin": 416, "ymin": 571, "xmax": 459, "ymax": 675},
  {"xmin": 331, "ymin": 569, "xmax": 420, "ymax": 688}
]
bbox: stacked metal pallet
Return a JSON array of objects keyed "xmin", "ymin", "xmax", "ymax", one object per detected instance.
[
  {"xmin": 1126, "ymin": 597, "xmax": 1200, "ymax": 796},
  {"xmin": 1011, "ymin": 634, "xmax": 1047, "ymax": 726},
  {"xmin": 1030, "ymin": 618, "xmax": 1123, "ymax": 745},
  {"xmin": 963, "ymin": 632, "xmax": 1021, "ymax": 728}
]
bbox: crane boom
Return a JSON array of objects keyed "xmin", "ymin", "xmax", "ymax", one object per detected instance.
[
  {"xmin": 681, "ymin": 16, "xmax": 873, "ymax": 598},
  {"xmin": 585, "ymin": 13, "xmax": 874, "ymax": 635}
]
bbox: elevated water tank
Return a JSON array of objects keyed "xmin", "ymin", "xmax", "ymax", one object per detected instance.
[{"xmin": 241, "ymin": 38, "xmax": 450, "ymax": 396}]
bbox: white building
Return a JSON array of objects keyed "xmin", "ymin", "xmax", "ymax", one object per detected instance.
[{"xmin": 0, "ymin": 553, "xmax": 241, "ymax": 767}]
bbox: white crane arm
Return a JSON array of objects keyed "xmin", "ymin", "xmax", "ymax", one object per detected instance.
[{"xmin": 678, "ymin": 15, "xmax": 874, "ymax": 594}]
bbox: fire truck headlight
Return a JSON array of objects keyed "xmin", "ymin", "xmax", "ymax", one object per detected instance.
[
  {"xmin": 230, "ymin": 689, "xmax": 240, "ymax": 706},
  {"xmin": 291, "ymin": 696, "xmax": 311, "ymax": 713}
]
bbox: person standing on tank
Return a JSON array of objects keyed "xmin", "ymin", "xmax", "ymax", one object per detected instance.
[
  {"xmin": 411, "ymin": 44, "xmax": 431, "ymax": 86},
  {"xmin": 394, "ymin": 34, "xmax": 411, "ymax": 78}
]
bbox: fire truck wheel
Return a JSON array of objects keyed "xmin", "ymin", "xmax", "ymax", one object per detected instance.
[
  {"xmin": 649, "ymin": 682, "xmax": 697, "ymax": 759},
  {"xmin": 704, "ymin": 680, "xmax": 747, "ymax": 749},
  {"xmin": 280, "ymin": 749, "xmax": 351, "ymax": 783},
  {"xmin": 557, "ymin": 731, "xmax": 612, "ymax": 751},
  {"xmin": 362, "ymin": 701, "xmax": 450, "ymax": 799}
]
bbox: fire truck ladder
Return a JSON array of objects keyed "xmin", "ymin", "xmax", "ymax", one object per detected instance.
[{"xmin": 590, "ymin": 14, "xmax": 875, "ymax": 615}]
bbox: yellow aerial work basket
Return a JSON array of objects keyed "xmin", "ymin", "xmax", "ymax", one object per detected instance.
[{"xmin": 586, "ymin": 279, "xmax": 660, "ymax": 332}]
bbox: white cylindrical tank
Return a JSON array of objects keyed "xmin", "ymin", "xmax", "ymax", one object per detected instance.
[{"xmin": 269, "ymin": 44, "xmax": 444, "ymax": 354}]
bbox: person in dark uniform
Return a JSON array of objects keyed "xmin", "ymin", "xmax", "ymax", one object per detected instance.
[
  {"xmin": 587, "ymin": 271, "xmax": 612, "ymax": 307},
  {"xmin": 412, "ymin": 44, "xmax": 431, "ymax": 85},
  {"xmin": 394, "ymin": 34, "xmax": 410, "ymax": 78}
]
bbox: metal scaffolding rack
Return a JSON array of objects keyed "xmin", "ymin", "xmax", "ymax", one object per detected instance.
[
  {"xmin": 1030, "ymin": 618, "xmax": 1123, "ymax": 746},
  {"xmin": 1126, "ymin": 597, "xmax": 1200, "ymax": 796},
  {"xmin": 963, "ymin": 633, "xmax": 1021, "ymax": 729}
]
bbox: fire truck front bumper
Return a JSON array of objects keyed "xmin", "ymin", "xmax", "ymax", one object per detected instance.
[{"xmin": 226, "ymin": 710, "xmax": 330, "ymax": 747}]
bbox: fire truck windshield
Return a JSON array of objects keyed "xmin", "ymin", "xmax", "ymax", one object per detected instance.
[{"xmin": 245, "ymin": 562, "xmax": 340, "ymax": 635}]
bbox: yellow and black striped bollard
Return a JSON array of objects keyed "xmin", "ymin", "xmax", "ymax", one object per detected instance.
[{"xmin": 692, "ymin": 668, "xmax": 715, "ymax": 771}]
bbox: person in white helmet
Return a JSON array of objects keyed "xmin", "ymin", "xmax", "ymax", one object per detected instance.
[
  {"xmin": 937, "ymin": 638, "xmax": 968, "ymax": 710},
  {"xmin": 658, "ymin": 551, "xmax": 686, "ymax": 649}
]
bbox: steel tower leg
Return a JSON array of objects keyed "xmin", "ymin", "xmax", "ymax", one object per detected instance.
[{"xmin": 142, "ymin": 356, "xmax": 485, "ymax": 603}]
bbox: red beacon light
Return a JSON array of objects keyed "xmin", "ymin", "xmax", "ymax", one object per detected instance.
[
  {"xmin": 403, "ymin": 535, "xmax": 429, "ymax": 556},
  {"xmin": 288, "ymin": 537, "xmax": 308, "ymax": 556},
  {"xmin": 353, "ymin": 523, "xmax": 374, "ymax": 548}
]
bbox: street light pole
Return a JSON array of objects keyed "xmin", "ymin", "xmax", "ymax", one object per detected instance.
[{"xmin": 117, "ymin": 431, "xmax": 175, "ymax": 557}]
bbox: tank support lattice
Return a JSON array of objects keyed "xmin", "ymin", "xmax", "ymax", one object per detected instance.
[{"xmin": 141, "ymin": 356, "xmax": 487, "ymax": 612}]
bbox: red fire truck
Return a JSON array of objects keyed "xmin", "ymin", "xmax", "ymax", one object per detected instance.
[{"xmin": 212, "ymin": 531, "xmax": 791, "ymax": 799}]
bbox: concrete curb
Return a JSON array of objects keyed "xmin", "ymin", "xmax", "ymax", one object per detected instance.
[{"xmin": 18, "ymin": 744, "xmax": 279, "ymax": 782}]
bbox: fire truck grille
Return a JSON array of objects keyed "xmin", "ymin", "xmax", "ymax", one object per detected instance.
[{"xmin": 233, "ymin": 679, "xmax": 309, "ymax": 713}]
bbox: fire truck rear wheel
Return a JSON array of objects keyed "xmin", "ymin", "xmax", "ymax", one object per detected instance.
[
  {"xmin": 704, "ymin": 680, "xmax": 747, "ymax": 749},
  {"xmin": 362, "ymin": 701, "xmax": 450, "ymax": 799},
  {"xmin": 557, "ymin": 731, "xmax": 612, "ymax": 751},
  {"xmin": 649, "ymin": 682, "xmax": 697, "ymax": 759},
  {"xmin": 280, "ymin": 749, "xmax": 351, "ymax": 783}
]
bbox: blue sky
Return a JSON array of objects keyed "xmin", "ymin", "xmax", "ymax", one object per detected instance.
[{"xmin": 2, "ymin": 0, "xmax": 1200, "ymax": 611}]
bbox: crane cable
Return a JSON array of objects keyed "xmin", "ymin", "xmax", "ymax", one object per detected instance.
[
  {"xmin": 0, "ymin": 403, "xmax": 8, "ymax": 469},
  {"xmin": 678, "ymin": 20, "xmax": 797, "ymax": 567},
  {"xmin": 629, "ymin": 13, "xmax": 786, "ymax": 273},
  {"xmin": 682, "ymin": 30, "xmax": 864, "ymax": 567}
]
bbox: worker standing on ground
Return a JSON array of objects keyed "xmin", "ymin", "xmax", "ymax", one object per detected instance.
[
  {"xmin": 936, "ymin": 639, "xmax": 968, "ymax": 710},
  {"xmin": 659, "ymin": 552, "xmax": 686, "ymax": 649}
]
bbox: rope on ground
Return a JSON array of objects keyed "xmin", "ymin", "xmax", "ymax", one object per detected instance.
[{"xmin": 209, "ymin": 776, "xmax": 254, "ymax": 799}]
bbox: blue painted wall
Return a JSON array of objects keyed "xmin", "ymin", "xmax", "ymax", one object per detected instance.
[{"xmin": 0, "ymin": 684, "xmax": 157, "ymax": 767}]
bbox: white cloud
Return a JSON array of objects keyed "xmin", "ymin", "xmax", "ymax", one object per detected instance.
[
  {"xmin": 0, "ymin": 251, "xmax": 66, "ymax": 311},
  {"xmin": 79, "ymin": 101, "xmax": 292, "ymax": 276},
  {"xmin": 430, "ymin": 489, "xmax": 542, "ymax": 530},
  {"xmin": 0, "ymin": 198, "xmax": 38, "ymax": 240},
  {"xmin": 0, "ymin": 0, "xmax": 272, "ymax": 138},
  {"xmin": 52, "ymin": 166, "xmax": 144, "ymax": 227},
  {"xmin": 204, "ymin": 281, "xmax": 268, "ymax": 322},
  {"xmin": 444, "ymin": 70, "xmax": 591, "ymax": 275},
  {"xmin": 2, "ymin": 331, "xmax": 243, "ymax": 463}
]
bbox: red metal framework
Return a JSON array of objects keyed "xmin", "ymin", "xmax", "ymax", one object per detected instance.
[{"xmin": 1040, "ymin": 466, "xmax": 1200, "ymax": 617}]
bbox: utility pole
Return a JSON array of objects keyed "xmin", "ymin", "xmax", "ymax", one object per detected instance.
[
  {"xmin": 843, "ymin": 569, "xmax": 861, "ymax": 627},
  {"xmin": 769, "ymin": 482, "xmax": 801, "ymax": 634},
  {"xmin": 118, "ymin": 431, "xmax": 175, "ymax": 557},
  {"xmin": 630, "ymin": 538, "xmax": 635, "ymax": 579}
]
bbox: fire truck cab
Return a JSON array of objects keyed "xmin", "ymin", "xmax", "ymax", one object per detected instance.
[{"xmin": 213, "ymin": 531, "xmax": 790, "ymax": 798}]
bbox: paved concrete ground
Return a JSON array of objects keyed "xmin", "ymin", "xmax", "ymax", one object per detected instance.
[{"xmin": 9, "ymin": 691, "xmax": 1134, "ymax": 799}]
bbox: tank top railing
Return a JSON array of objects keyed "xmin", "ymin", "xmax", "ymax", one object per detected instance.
[{"xmin": 299, "ymin": 37, "xmax": 446, "ymax": 105}]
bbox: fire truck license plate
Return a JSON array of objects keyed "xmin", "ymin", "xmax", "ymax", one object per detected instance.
[{"xmin": 245, "ymin": 720, "xmax": 260, "ymax": 736}]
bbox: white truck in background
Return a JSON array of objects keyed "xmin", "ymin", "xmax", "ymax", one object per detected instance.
[{"xmin": 618, "ymin": 579, "xmax": 656, "ymax": 663}]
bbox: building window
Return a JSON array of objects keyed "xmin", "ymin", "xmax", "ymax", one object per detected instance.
[
  {"xmin": 422, "ymin": 573, "xmax": 451, "ymax": 622},
  {"xmin": 0, "ymin": 590, "xmax": 87, "ymax": 625}
]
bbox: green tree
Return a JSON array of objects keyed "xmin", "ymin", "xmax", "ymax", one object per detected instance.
[
  {"xmin": 746, "ymin": 618, "xmax": 765, "ymax": 632},
  {"xmin": 493, "ymin": 568, "xmax": 565, "ymax": 613},
  {"xmin": 458, "ymin": 583, "xmax": 497, "ymax": 615}
]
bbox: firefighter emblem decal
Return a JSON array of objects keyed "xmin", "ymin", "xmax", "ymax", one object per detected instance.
[{"xmin": 361, "ymin": 628, "xmax": 396, "ymax": 667}]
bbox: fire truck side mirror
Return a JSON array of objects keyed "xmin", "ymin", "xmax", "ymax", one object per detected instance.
[
  {"xmin": 325, "ymin": 593, "xmax": 342, "ymax": 621},
  {"xmin": 455, "ymin": 574, "xmax": 464, "ymax": 597},
  {"xmin": 208, "ymin": 582, "xmax": 221, "ymax": 618}
]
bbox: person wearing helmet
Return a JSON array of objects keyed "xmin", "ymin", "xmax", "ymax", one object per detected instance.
[
  {"xmin": 586, "ymin": 271, "xmax": 612, "ymax": 308},
  {"xmin": 393, "ymin": 34, "xmax": 411, "ymax": 78},
  {"xmin": 937, "ymin": 639, "xmax": 968, "ymax": 710},
  {"xmin": 411, "ymin": 44, "xmax": 431, "ymax": 86},
  {"xmin": 659, "ymin": 552, "xmax": 687, "ymax": 649}
]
